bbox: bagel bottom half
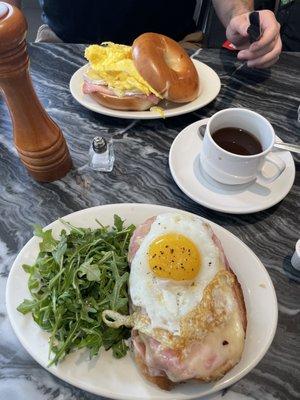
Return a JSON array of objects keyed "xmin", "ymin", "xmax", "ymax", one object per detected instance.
[{"xmin": 89, "ymin": 91, "xmax": 156, "ymax": 111}]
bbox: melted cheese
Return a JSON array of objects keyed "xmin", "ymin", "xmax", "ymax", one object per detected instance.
[
  {"xmin": 138, "ymin": 309, "xmax": 245, "ymax": 382},
  {"xmin": 131, "ymin": 269, "xmax": 246, "ymax": 382},
  {"xmin": 180, "ymin": 310, "xmax": 245, "ymax": 381}
]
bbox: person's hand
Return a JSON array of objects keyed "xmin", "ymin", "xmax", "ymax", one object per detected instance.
[{"xmin": 226, "ymin": 10, "xmax": 282, "ymax": 68}]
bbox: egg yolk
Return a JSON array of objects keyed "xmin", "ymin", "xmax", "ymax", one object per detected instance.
[{"xmin": 148, "ymin": 234, "xmax": 201, "ymax": 281}]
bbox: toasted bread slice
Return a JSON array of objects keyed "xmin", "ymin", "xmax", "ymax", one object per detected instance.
[
  {"xmin": 135, "ymin": 351, "xmax": 174, "ymax": 391},
  {"xmin": 129, "ymin": 215, "xmax": 247, "ymax": 389}
]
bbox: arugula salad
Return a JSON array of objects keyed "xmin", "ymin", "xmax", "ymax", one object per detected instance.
[{"xmin": 17, "ymin": 215, "xmax": 135, "ymax": 366}]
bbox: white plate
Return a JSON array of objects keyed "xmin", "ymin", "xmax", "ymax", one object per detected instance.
[
  {"xmin": 69, "ymin": 60, "xmax": 221, "ymax": 119},
  {"xmin": 169, "ymin": 119, "xmax": 295, "ymax": 214},
  {"xmin": 6, "ymin": 203, "xmax": 277, "ymax": 400}
]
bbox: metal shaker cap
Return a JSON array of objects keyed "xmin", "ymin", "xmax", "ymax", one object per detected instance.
[{"xmin": 92, "ymin": 136, "xmax": 107, "ymax": 153}]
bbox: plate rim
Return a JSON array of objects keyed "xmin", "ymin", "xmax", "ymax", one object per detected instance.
[
  {"xmin": 169, "ymin": 120, "xmax": 296, "ymax": 214},
  {"xmin": 69, "ymin": 60, "xmax": 221, "ymax": 119},
  {"xmin": 6, "ymin": 203, "xmax": 278, "ymax": 400}
]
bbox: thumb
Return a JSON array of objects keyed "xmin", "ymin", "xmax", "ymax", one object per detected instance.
[{"xmin": 228, "ymin": 13, "xmax": 250, "ymax": 38}]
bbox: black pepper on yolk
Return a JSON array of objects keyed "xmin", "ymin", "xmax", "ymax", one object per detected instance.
[{"xmin": 148, "ymin": 233, "xmax": 201, "ymax": 281}]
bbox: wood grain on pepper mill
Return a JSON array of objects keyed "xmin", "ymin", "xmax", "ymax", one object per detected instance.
[{"xmin": 0, "ymin": 2, "xmax": 73, "ymax": 182}]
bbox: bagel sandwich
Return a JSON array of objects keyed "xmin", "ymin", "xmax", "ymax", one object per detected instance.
[
  {"xmin": 103, "ymin": 213, "xmax": 247, "ymax": 390},
  {"xmin": 83, "ymin": 33, "xmax": 199, "ymax": 111}
]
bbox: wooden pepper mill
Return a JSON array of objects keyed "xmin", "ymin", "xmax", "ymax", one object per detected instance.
[{"xmin": 0, "ymin": 2, "xmax": 72, "ymax": 182}]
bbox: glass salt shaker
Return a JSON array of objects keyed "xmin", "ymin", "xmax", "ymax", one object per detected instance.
[{"xmin": 88, "ymin": 136, "xmax": 114, "ymax": 172}]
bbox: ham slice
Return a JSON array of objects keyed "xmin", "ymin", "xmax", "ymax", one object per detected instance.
[
  {"xmin": 82, "ymin": 81, "xmax": 160, "ymax": 104},
  {"xmin": 128, "ymin": 216, "xmax": 155, "ymax": 263},
  {"xmin": 83, "ymin": 81, "xmax": 115, "ymax": 95}
]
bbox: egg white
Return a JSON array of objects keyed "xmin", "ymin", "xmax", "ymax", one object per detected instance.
[{"xmin": 129, "ymin": 213, "xmax": 221, "ymax": 334}]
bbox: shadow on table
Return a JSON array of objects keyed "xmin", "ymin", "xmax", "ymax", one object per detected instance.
[
  {"xmin": 214, "ymin": 201, "xmax": 283, "ymax": 228},
  {"xmin": 218, "ymin": 49, "xmax": 272, "ymax": 109}
]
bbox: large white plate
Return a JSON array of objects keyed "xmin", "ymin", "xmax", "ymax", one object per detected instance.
[
  {"xmin": 169, "ymin": 120, "xmax": 295, "ymax": 214},
  {"xmin": 69, "ymin": 60, "xmax": 221, "ymax": 119},
  {"xmin": 6, "ymin": 203, "xmax": 277, "ymax": 400}
]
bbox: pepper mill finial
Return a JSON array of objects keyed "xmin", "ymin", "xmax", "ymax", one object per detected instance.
[{"xmin": 0, "ymin": 2, "xmax": 72, "ymax": 182}]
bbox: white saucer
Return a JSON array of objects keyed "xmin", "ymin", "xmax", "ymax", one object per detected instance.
[
  {"xmin": 69, "ymin": 60, "xmax": 220, "ymax": 119},
  {"xmin": 169, "ymin": 119, "xmax": 295, "ymax": 214}
]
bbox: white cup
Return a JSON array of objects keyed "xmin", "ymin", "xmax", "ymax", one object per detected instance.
[{"xmin": 200, "ymin": 108, "xmax": 286, "ymax": 185}]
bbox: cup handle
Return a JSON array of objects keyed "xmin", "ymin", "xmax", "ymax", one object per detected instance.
[
  {"xmin": 197, "ymin": 118, "xmax": 210, "ymax": 140},
  {"xmin": 258, "ymin": 153, "xmax": 286, "ymax": 184}
]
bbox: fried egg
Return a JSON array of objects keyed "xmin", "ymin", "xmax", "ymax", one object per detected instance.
[{"xmin": 129, "ymin": 213, "xmax": 222, "ymax": 335}]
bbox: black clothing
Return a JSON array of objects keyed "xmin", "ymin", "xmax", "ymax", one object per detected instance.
[
  {"xmin": 277, "ymin": 0, "xmax": 300, "ymax": 51},
  {"xmin": 39, "ymin": 0, "xmax": 197, "ymax": 44}
]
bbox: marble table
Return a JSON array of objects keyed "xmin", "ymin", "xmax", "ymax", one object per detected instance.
[{"xmin": 0, "ymin": 45, "xmax": 299, "ymax": 400}]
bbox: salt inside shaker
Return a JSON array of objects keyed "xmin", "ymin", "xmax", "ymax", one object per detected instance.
[{"xmin": 88, "ymin": 136, "xmax": 114, "ymax": 172}]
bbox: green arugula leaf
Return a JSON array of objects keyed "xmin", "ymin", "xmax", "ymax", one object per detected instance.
[
  {"xmin": 18, "ymin": 215, "xmax": 135, "ymax": 365},
  {"xmin": 78, "ymin": 259, "xmax": 101, "ymax": 282},
  {"xmin": 34, "ymin": 225, "xmax": 58, "ymax": 253},
  {"xmin": 113, "ymin": 214, "xmax": 124, "ymax": 231},
  {"xmin": 22, "ymin": 264, "xmax": 33, "ymax": 273},
  {"xmin": 17, "ymin": 299, "xmax": 37, "ymax": 314},
  {"xmin": 112, "ymin": 340, "xmax": 129, "ymax": 359},
  {"xmin": 52, "ymin": 236, "xmax": 67, "ymax": 266}
]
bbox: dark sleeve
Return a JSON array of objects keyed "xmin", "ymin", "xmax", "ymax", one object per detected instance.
[{"xmin": 277, "ymin": 0, "xmax": 300, "ymax": 51}]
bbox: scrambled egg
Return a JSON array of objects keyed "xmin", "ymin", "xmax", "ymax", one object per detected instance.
[
  {"xmin": 84, "ymin": 43, "xmax": 161, "ymax": 98},
  {"xmin": 150, "ymin": 106, "xmax": 165, "ymax": 118}
]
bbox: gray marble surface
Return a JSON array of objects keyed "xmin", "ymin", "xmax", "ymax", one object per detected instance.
[{"xmin": 0, "ymin": 45, "xmax": 299, "ymax": 400}]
